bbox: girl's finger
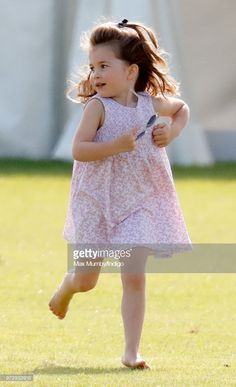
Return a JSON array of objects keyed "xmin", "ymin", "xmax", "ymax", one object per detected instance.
[
  {"xmin": 152, "ymin": 131, "xmax": 160, "ymax": 138},
  {"xmin": 152, "ymin": 124, "xmax": 162, "ymax": 130},
  {"xmin": 156, "ymin": 123, "xmax": 166, "ymax": 129},
  {"xmin": 153, "ymin": 135, "xmax": 163, "ymax": 141},
  {"xmin": 152, "ymin": 128, "xmax": 159, "ymax": 135},
  {"xmin": 155, "ymin": 140, "xmax": 164, "ymax": 146},
  {"xmin": 152, "ymin": 125, "xmax": 164, "ymax": 132}
]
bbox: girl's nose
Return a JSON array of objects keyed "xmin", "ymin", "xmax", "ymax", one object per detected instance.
[{"xmin": 94, "ymin": 69, "xmax": 101, "ymax": 78}]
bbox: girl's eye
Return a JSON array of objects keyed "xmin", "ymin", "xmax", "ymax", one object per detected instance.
[{"xmin": 89, "ymin": 64, "xmax": 108, "ymax": 72}]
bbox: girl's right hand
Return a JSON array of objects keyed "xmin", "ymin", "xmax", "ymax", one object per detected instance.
[{"xmin": 114, "ymin": 128, "xmax": 138, "ymax": 153}]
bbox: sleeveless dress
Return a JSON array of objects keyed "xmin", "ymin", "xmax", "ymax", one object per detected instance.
[{"xmin": 63, "ymin": 91, "xmax": 192, "ymax": 258}]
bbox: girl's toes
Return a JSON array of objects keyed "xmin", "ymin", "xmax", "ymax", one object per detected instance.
[
  {"xmin": 122, "ymin": 356, "xmax": 151, "ymax": 370},
  {"xmin": 136, "ymin": 360, "xmax": 146, "ymax": 368},
  {"xmin": 140, "ymin": 361, "xmax": 150, "ymax": 369}
]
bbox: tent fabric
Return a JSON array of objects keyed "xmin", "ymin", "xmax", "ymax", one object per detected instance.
[{"xmin": 0, "ymin": 0, "xmax": 235, "ymax": 164}]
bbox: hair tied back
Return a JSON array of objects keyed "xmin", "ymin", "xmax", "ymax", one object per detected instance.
[{"xmin": 118, "ymin": 19, "xmax": 128, "ymax": 27}]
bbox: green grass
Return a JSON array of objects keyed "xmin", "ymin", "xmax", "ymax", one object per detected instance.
[{"xmin": 0, "ymin": 160, "xmax": 236, "ymax": 386}]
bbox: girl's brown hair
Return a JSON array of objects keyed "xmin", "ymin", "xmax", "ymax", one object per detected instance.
[{"xmin": 67, "ymin": 20, "xmax": 180, "ymax": 103}]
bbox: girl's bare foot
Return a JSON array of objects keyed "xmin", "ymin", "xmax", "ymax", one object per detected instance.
[
  {"xmin": 121, "ymin": 353, "xmax": 151, "ymax": 370},
  {"xmin": 48, "ymin": 274, "xmax": 74, "ymax": 319}
]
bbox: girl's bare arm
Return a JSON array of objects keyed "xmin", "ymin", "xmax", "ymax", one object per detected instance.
[
  {"xmin": 72, "ymin": 99, "xmax": 137, "ymax": 161},
  {"xmin": 152, "ymin": 95, "xmax": 190, "ymax": 139}
]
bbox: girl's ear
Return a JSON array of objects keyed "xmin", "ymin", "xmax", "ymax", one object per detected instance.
[{"xmin": 127, "ymin": 64, "xmax": 139, "ymax": 80}]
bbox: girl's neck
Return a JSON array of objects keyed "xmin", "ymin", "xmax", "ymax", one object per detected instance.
[{"xmin": 112, "ymin": 89, "xmax": 138, "ymax": 108}]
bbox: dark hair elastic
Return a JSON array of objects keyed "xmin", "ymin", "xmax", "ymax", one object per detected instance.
[{"xmin": 118, "ymin": 19, "xmax": 128, "ymax": 27}]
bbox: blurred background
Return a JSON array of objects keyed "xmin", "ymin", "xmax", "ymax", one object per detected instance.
[{"xmin": 0, "ymin": 0, "xmax": 235, "ymax": 165}]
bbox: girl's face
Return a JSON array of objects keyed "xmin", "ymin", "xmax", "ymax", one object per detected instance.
[{"xmin": 89, "ymin": 44, "xmax": 134, "ymax": 98}]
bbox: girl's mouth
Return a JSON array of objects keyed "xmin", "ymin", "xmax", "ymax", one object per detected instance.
[{"xmin": 95, "ymin": 83, "xmax": 106, "ymax": 89}]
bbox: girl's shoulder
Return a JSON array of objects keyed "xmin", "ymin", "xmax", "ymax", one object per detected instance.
[
  {"xmin": 136, "ymin": 91, "xmax": 152, "ymax": 101},
  {"xmin": 84, "ymin": 94, "xmax": 105, "ymax": 109},
  {"xmin": 86, "ymin": 94, "xmax": 112, "ymax": 105},
  {"xmin": 137, "ymin": 91, "xmax": 156, "ymax": 112},
  {"xmin": 84, "ymin": 94, "xmax": 111, "ymax": 115},
  {"xmin": 138, "ymin": 91, "xmax": 155, "ymax": 107},
  {"xmin": 151, "ymin": 93, "xmax": 187, "ymax": 117},
  {"xmin": 82, "ymin": 96, "xmax": 105, "ymax": 130}
]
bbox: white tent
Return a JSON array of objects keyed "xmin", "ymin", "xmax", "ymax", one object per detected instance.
[
  {"xmin": 0, "ymin": 0, "xmax": 56, "ymax": 158},
  {"xmin": 0, "ymin": 0, "xmax": 235, "ymax": 164}
]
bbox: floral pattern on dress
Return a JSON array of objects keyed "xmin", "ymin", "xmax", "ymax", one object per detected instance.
[{"xmin": 63, "ymin": 92, "xmax": 192, "ymax": 258}]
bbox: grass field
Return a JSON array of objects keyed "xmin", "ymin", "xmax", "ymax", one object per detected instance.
[{"xmin": 0, "ymin": 160, "xmax": 236, "ymax": 386}]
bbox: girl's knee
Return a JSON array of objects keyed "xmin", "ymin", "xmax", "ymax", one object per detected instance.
[
  {"xmin": 121, "ymin": 273, "xmax": 145, "ymax": 291},
  {"xmin": 71, "ymin": 273, "xmax": 98, "ymax": 292}
]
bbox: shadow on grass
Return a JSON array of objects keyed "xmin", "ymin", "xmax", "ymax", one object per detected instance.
[
  {"xmin": 32, "ymin": 365, "xmax": 153, "ymax": 375},
  {"xmin": 0, "ymin": 158, "xmax": 236, "ymax": 180}
]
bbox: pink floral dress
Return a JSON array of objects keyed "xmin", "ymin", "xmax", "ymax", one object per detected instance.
[{"xmin": 63, "ymin": 91, "xmax": 192, "ymax": 257}]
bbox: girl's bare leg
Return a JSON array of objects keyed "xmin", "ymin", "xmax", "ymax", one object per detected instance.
[
  {"xmin": 120, "ymin": 247, "xmax": 150, "ymax": 369},
  {"xmin": 49, "ymin": 260, "xmax": 103, "ymax": 319},
  {"xmin": 49, "ymin": 272, "xmax": 76, "ymax": 319}
]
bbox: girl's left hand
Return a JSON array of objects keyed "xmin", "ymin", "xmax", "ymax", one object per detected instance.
[{"xmin": 152, "ymin": 123, "xmax": 174, "ymax": 148}]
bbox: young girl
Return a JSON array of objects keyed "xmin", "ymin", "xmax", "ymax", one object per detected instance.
[{"xmin": 49, "ymin": 19, "xmax": 192, "ymax": 369}]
